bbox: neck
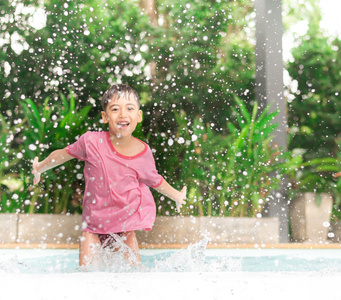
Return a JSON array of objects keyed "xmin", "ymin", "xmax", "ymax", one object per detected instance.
[{"xmin": 109, "ymin": 132, "xmax": 133, "ymax": 148}]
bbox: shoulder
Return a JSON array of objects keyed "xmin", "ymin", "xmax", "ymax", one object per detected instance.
[
  {"xmin": 79, "ymin": 131, "xmax": 107, "ymax": 141},
  {"xmin": 82, "ymin": 131, "xmax": 106, "ymax": 137},
  {"xmin": 134, "ymin": 138, "xmax": 157, "ymax": 161},
  {"xmin": 133, "ymin": 137, "xmax": 151, "ymax": 153},
  {"xmin": 72, "ymin": 131, "xmax": 107, "ymax": 147}
]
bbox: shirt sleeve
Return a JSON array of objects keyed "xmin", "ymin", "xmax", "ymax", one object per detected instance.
[
  {"xmin": 138, "ymin": 147, "xmax": 163, "ymax": 188},
  {"xmin": 66, "ymin": 132, "xmax": 88, "ymax": 161}
]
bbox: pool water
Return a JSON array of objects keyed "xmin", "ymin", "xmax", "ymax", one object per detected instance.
[
  {"xmin": 1, "ymin": 244, "xmax": 341, "ymax": 273},
  {"xmin": 1, "ymin": 240, "xmax": 341, "ymax": 300}
]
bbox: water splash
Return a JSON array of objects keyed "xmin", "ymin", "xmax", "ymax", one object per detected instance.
[
  {"xmin": 152, "ymin": 237, "xmax": 209, "ymax": 272},
  {"xmin": 0, "ymin": 256, "xmax": 27, "ymax": 274},
  {"xmin": 2, "ymin": 243, "xmax": 341, "ymax": 274},
  {"xmin": 0, "ymin": 237, "xmax": 242, "ymax": 274},
  {"xmin": 149, "ymin": 237, "xmax": 241, "ymax": 272},
  {"xmin": 81, "ymin": 233, "xmax": 140, "ymax": 273},
  {"xmin": 81, "ymin": 235, "xmax": 241, "ymax": 273}
]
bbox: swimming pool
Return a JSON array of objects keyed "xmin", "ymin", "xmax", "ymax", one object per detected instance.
[
  {"xmin": 1, "ymin": 244, "xmax": 341, "ymax": 273},
  {"xmin": 1, "ymin": 242, "xmax": 341, "ymax": 300}
]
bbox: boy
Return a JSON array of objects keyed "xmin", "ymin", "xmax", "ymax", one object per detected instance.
[{"xmin": 32, "ymin": 84, "xmax": 186, "ymax": 266}]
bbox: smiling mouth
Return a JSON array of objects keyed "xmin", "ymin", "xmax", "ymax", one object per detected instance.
[{"xmin": 117, "ymin": 122, "xmax": 130, "ymax": 129}]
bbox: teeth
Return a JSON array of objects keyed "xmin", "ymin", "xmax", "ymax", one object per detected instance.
[{"xmin": 117, "ymin": 122, "xmax": 129, "ymax": 128}]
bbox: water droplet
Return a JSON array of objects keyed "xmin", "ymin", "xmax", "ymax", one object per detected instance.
[
  {"xmin": 323, "ymin": 222, "xmax": 330, "ymax": 228},
  {"xmin": 28, "ymin": 144, "xmax": 37, "ymax": 151}
]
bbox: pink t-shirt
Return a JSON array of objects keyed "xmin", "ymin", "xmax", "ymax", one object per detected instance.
[{"xmin": 66, "ymin": 131, "xmax": 163, "ymax": 234}]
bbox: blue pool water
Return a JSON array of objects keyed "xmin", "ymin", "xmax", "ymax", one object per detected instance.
[
  {"xmin": 1, "ymin": 246, "xmax": 341, "ymax": 273},
  {"xmin": 2, "ymin": 241, "xmax": 341, "ymax": 300}
]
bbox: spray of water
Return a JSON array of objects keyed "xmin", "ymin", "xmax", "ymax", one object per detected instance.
[
  {"xmin": 80, "ymin": 233, "xmax": 140, "ymax": 272},
  {"xmin": 150, "ymin": 236, "xmax": 241, "ymax": 272},
  {"xmin": 0, "ymin": 236, "xmax": 242, "ymax": 273}
]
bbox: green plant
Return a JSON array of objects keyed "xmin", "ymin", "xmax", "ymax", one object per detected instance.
[
  {"xmin": 286, "ymin": 3, "xmax": 341, "ymax": 161},
  {"xmin": 1, "ymin": 0, "xmax": 152, "ymax": 115},
  {"xmin": 0, "ymin": 113, "xmax": 26, "ymax": 206},
  {"xmin": 333, "ymin": 139, "xmax": 341, "ymax": 210},
  {"xmin": 216, "ymin": 97, "xmax": 294, "ymax": 217},
  {"xmin": 286, "ymin": 138, "xmax": 341, "ymax": 205},
  {"xmin": 290, "ymin": 157, "xmax": 340, "ymax": 202},
  {"xmin": 0, "ymin": 171, "xmax": 32, "ymax": 214},
  {"xmin": 19, "ymin": 92, "xmax": 92, "ymax": 214},
  {"xmin": 143, "ymin": 0, "xmax": 255, "ymax": 134},
  {"xmin": 153, "ymin": 97, "xmax": 297, "ymax": 217}
]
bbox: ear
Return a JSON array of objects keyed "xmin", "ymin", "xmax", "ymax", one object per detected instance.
[
  {"xmin": 137, "ymin": 109, "xmax": 143, "ymax": 123},
  {"xmin": 101, "ymin": 111, "xmax": 109, "ymax": 124}
]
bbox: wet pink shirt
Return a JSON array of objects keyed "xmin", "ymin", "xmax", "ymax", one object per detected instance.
[{"xmin": 66, "ymin": 131, "xmax": 163, "ymax": 234}]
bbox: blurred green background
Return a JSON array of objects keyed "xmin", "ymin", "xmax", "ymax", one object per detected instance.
[{"xmin": 0, "ymin": 0, "xmax": 340, "ymax": 218}]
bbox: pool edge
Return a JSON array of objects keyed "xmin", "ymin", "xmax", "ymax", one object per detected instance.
[{"xmin": 1, "ymin": 243, "xmax": 341, "ymax": 249}]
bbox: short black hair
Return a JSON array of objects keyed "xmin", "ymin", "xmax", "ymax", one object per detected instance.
[{"xmin": 101, "ymin": 84, "xmax": 140, "ymax": 111}]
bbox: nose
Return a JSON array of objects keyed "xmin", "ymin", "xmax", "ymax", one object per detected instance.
[{"xmin": 119, "ymin": 107, "xmax": 126, "ymax": 117}]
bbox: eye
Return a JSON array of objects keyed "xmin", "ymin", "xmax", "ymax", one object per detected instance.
[{"xmin": 128, "ymin": 106, "xmax": 134, "ymax": 111}]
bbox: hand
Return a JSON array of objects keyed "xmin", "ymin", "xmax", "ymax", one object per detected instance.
[
  {"xmin": 32, "ymin": 157, "xmax": 41, "ymax": 185},
  {"xmin": 176, "ymin": 186, "xmax": 187, "ymax": 213}
]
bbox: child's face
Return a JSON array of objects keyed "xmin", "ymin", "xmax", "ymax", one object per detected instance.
[{"xmin": 102, "ymin": 95, "xmax": 142, "ymax": 138}]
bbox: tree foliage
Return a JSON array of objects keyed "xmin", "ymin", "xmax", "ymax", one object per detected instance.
[
  {"xmin": 286, "ymin": 2, "xmax": 341, "ymax": 160},
  {"xmin": 0, "ymin": 0, "xmax": 152, "ymax": 116},
  {"xmin": 0, "ymin": 0, "xmax": 255, "ymax": 129},
  {"xmin": 143, "ymin": 0, "xmax": 255, "ymax": 133},
  {"xmin": 0, "ymin": 0, "xmax": 256, "ymax": 214}
]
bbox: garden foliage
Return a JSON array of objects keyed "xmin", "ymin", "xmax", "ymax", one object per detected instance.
[
  {"xmin": 286, "ymin": 3, "xmax": 341, "ymax": 215},
  {"xmin": 1, "ymin": 0, "xmax": 340, "ymax": 217},
  {"xmin": 153, "ymin": 97, "xmax": 297, "ymax": 217}
]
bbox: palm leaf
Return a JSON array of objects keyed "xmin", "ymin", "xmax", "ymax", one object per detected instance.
[{"xmin": 233, "ymin": 95, "xmax": 251, "ymax": 123}]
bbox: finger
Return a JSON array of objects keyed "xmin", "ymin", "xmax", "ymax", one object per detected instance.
[
  {"xmin": 33, "ymin": 172, "xmax": 40, "ymax": 185},
  {"xmin": 176, "ymin": 202, "xmax": 181, "ymax": 213},
  {"xmin": 34, "ymin": 177, "xmax": 40, "ymax": 185}
]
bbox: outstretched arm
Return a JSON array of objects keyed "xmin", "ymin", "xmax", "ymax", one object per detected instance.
[
  {"xmin": 32, "ymin": 148, "xmax": 74, "ymax": 185},
  {"xmin": 154, "ymin": 179, "xmax": 186, "ymax": 213}
]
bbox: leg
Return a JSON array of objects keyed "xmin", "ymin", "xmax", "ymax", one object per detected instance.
[
  {"xmin": 79, "ymin": 231, "xmax": 101, "ymax": 267},
  {"xmin": 121, "ymin": 231, "xmax": 141, "ymax": 264}
]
